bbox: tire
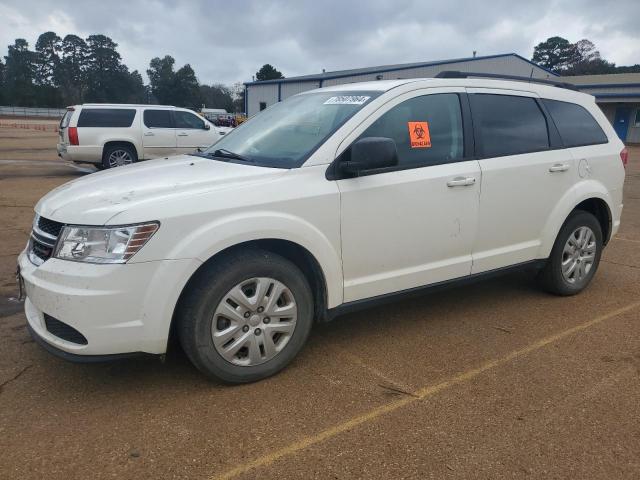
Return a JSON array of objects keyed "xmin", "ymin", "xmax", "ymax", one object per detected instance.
[
  {"xmin": 537, "ymin": 210, "xmax": 603, "ymax": 296},
  {"xmin": 102, "ymin": 144, "xmax": 137, "ymax": 169},
  {"xmin": 176, "ymin": 248, "xmax": 314, "ymax": 383}
]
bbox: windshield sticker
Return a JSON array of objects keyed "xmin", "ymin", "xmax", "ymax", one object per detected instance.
[
  {"xmin": 408, "ymin": 121, "xmax": 431, "ymax": 148},
  {"xmin": 324, "ymin": 96, "xmax": 371, "ymax": 105}
]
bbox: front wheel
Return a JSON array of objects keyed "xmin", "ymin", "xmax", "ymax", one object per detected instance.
[
  {"xmin": 177, "ymin": 249, "xmax": 314, "ymax": 383},
  {"xmin": 538, "ymin": 210, "xmax": 603, "ymax": 296}
]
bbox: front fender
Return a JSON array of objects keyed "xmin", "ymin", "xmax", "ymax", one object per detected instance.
[
  {"xmin": 537, "ymin": 179, "xmax": 614, "ymax": 258},
  {"xmin": 166, "ymin": 211, "xmax": 344, "ymax": 308}
]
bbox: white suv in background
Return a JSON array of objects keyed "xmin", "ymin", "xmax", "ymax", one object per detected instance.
[
  {"xmin": 22, "ymin": 74, "xmax": 626, "ymax": 383},
  {"xmin": 57, "ymin": 104, "xmax": 227, "ymax": 168}
]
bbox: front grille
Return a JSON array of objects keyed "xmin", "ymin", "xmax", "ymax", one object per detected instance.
[
  {"xmin": 29, "ymin": 215, "xmax": 65, "ymax": 265},
  {"xmin": 44, "ymin": 314, "xmax": 88, "ymax": 345},
  {"xmin": 37, "ymin": 216, "xmax": 64, "ymax": 237}
]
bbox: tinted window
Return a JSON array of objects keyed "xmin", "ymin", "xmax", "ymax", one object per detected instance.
[
  {"xmin": 175, "ymin": 111, "xmax": 205, "ymax": 129},
  {"xmin": 59, "ymin": 110, "xmax": 72, "ymax": 128},
  {"xmin": 144, "ymin": 109, "xmax": 173, "ymax": 128},
  {"xmin": 358, "ymin": 93, "xmax": 464, "ymax": 168},
  {"xmin": 542, "ymin": 99, "xmax": 608, "ymax": 147},
  {"xmin": 77, "ymin": 109, "xmax": 136, "ymax": 128},
  {"xmin": 470, "ymin": 94, "xmax": 549, "ymax": 157}
]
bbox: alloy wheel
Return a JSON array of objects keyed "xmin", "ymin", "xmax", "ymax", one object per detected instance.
[
  {"xmin": 107, "ymin": 149, "xmax": 133, "ymax": 168},
  {"xmin": 561, "ymin": 226, "xmax": 596, "ymax": 284}
]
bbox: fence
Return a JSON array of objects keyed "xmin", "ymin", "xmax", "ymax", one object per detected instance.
[
  {"xmin": 0, "ymin": 121, "xmax": 59, "ymax": 132},
  {"xmin": 0, "ymin": 106, "xmax": 66, "ymax": 119}
]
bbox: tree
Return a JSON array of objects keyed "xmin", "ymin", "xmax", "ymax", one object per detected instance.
[
  {"xmin": 34, "ymin": 31, "xmax": 61, "ymax": 86},
  {"xmin": 147, "ymin": 56, "xmax": 202, "ymax": 108},
  {"xmin": 173, "ymin": 64, "xmax": 201, "ymax": 109},
  {"xmin": 532, "ymin": 36, "xmax": 576, "ymax": 73},
  {"xmin": 564, "ymin": 39, "xmax": 616, "ymax": 75},
  {"xmin": 57, "ymin": 34, "xmax": 88, "ymax": 104},
  {"xmin": 84, "ymin": 34, "xmax": 124, "ymax": 102},
  {"xmin": 0, "ymin": 59, "xmax": 5, "ymax": 104},
  {"xmin": 4, "ymin": 39, "xmax": 37, "ymax": 106},
  {"xmin": 147, "ymin": 55, "xmax": 176, "ymax": 104},
  {"xmin": 200, "ymin": 84, "xmax": 234, "ymax": 112},
  {"xmin": 231, "ymin": 82, "xmax": 245, "ymax": 113},
  {"xmin": 255, "ymin": 64, "xmax": 284, "ymax": 81}
]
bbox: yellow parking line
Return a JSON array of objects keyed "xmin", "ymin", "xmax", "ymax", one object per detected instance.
[
  {"xmin": 613, "ymin": 236, "xmax": 640, "ymax": 244},
  {"xmin": 211, "ymin": 301, "xmax": 640, "ymax": 480}
]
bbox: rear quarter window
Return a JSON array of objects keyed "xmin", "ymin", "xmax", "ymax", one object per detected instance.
[
  {"xmin": 77, "ymin": 109, "xmax": 136, "ymax": 128},
  {"xmin": 542, "ymin": 99, "xmax": 608, "ymax": 147},
  {"xmin": 59, "ymin": 110, "xmax": 73, "ymax": 128}
]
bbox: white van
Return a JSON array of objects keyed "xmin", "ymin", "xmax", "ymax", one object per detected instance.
[
  {"xmin": 57, "ymin": 104, "xmax": 226, "ymax": 168},
  {"xmin": 22, "ymin": 74, "xmax": 626, "ymax": 383}
]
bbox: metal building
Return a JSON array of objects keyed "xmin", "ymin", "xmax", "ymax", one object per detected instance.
[
  {"xmin": 564, "ymin": 73, "xmax": 640, "ymax": 144},
  {"xmin": 244, "ymin": 53, "xmax": 555, "ymax": 117}
]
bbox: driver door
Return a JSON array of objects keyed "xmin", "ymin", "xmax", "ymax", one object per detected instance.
[{"xmin": 335, "ymin": 89, "xmax": 481, "ymax": 302}]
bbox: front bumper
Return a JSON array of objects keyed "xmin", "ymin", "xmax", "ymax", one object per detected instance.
[{"xmin": 18, "ymin": 250, "xmax": 199, "ymax": 357}]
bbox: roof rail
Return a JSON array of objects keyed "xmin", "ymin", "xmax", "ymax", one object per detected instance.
[{"xmin": 434, "ymin": 71, "xmax": 578, "ymax": 91}]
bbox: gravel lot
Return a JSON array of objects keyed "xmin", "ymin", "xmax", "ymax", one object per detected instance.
[{"xmin": 0, "ymin": 125, "xmax": 639, "ymax": 479}]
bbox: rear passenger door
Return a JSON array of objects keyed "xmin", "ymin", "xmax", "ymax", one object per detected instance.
[
  {"xmin": 142, "ymin": 109, "xmax": 177, "ymax": 159},
  {"xmin": 467, "ymin": 89, "xmax": 576, "ymax": 273}
]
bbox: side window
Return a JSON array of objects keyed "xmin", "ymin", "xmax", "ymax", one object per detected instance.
[
  {"xmin": 77, "ymin": 109, "xmax": 136, "ymax": 128},
  {"xmin": 144, "ymin": 109, "xmax": 173, "ymax": 128},
  {"xmin": 542, "ymin": 99, "xmax": 608, "ymax": 147},
  {"xmin": 358, "ymin": 93, "xmax": 464, "ymax": 168},
  {"xmin": 175, "ymin": 111, "xmax": 205, "ymax": 129},
  {"xmin": 470, "ymin": 94, "xmax": 549, "ymax": 157}
]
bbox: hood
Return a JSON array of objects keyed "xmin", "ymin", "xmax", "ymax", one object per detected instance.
[{"xmin": 35, "ymin": 155, "xmax": 286, "ymax": 225}]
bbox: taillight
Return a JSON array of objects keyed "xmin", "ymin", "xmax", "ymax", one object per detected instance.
[
  {"xmin": 68, "ymin": 126, "xmax": 79, "ymax": 145},
  {"xmin": 620, "ymin": 147, "xmax": 628, "ymax": 168}
]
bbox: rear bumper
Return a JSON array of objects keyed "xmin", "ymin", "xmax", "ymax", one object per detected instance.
[{"xmin": 56, "ymin": 144, "xmax": 102, "ymax": 163}]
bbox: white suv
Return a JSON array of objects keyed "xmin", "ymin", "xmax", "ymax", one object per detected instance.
[
  {"xmin": 57, "ymin": 104, "xmax": 226, "ymax": 168},
  {"xmin": 21, "ymin": 75, "xmax": 626, "ymax": 383}
]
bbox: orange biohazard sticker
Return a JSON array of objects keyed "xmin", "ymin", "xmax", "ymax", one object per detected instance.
[{"xmin": 407, "ymin": 121, "xmax": 431, "ymax": 148}]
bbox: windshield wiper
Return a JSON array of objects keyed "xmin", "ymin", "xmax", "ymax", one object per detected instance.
[{"xmin": 211, "ymin": 148, "xmax": 253, "ymax": 162}]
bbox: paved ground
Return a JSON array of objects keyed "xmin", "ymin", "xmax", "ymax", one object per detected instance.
[{"xmin": 0, "ymin": 127, "xmax": 638, "ymax": 479}]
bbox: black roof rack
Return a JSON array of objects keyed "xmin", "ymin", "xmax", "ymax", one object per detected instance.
[{"xmin": 434, "ymin": 71, "xmax": 578, "ymax": 91}]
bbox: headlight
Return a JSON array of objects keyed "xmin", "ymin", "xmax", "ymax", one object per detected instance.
[{"xmin": 54, "ymin": 222, "xmax": 159, "ymax": 264}]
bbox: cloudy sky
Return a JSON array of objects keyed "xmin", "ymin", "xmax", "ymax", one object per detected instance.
[{"xmin": 1, "ymin": 0, "xmax": 638, "ymax": 86}]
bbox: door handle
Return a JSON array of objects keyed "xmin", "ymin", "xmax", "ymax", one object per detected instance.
[
  {"xmin": 144, "ymin": 132, "xmax": 154, "ymax": 137},
  {"xmin": 549, "ymin": 163, "xmax": 570, "ymax": 173},
  {"xmin": 447, "ymin": 176, "xmax": 476, "ymax": 187},
  {"xmin": 177, "ymin": 132, "xmax": 188, "ymax": 137}
]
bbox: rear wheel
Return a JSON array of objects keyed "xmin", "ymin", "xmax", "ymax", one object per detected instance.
[
  {"xmin": 177, "ymin": 249, "xmax": 314, "ymax": 383},
  {"xmin": 102, "ymin": 144, "xmax": 137, "ymax": 169},
  {"xmin": 538, "ymin": 210, "xmax": 603, "ymax": 295}
]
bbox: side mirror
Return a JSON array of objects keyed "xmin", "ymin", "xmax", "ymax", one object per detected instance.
[
  {"xmin": 341, "ymin": 137, "xmax": 398, "ymax": 176},
  {"xmin": 204, "ymin": 123, "xmax": 211, "ymax": 130}
]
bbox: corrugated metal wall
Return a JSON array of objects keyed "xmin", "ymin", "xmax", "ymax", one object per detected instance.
[
  {"xmin": 281, "ymin": 81, "xmax": 321, "ymax": 97},
  {"xmin": 246, "ymin": 83, "xmax": 278, "ymax": 117},
  {"xmin": 246, "ymin": 56, "xmax": 552, "ymax": 116}
]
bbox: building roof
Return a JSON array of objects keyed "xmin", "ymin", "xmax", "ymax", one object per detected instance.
[
  {"xmin": 562, "ymin": 73, "xmax": 640, "ymax": 86},
  {"xmin": 245, "ymin": 53, "xmax": 556, "ymax": 86}
]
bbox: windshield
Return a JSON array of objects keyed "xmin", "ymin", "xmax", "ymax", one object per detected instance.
[{"xmin": 202, "ymin": 91, "xmax": 380, "ymax": 168}]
